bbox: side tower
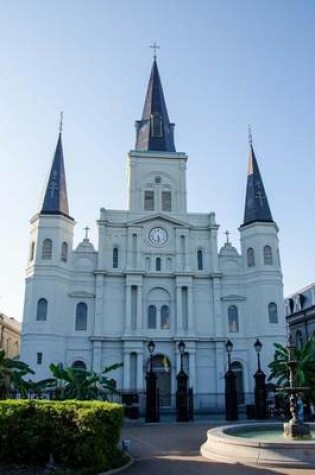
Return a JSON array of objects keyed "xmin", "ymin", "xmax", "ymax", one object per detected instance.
[
  {"xmin": 239, "ymin": 138, "xmax": 286, "ymax": 373},
  {"xmin": 21, "ymin": 122, "xmax": 75, "ymax": 378}
]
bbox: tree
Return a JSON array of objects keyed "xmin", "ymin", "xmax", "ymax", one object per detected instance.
[
  {"xmin": 0, "ymin": 350, "xmax": 34, "ymax": 399},
  {"xmin": 268, "ymin": 337, "xmax": 315, "ymax": 403}
]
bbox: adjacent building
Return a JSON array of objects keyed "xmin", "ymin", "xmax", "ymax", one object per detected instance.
[
  {"xmin": 21, "ymin": 58, "xmax": 286, "ymax": 408},
  {"xmin": 0, "ymin": 313, "xmax": 21, "ymax": 359},
  {"xmin": 285, "ymin": 283, "xmax": 315, "ymax": 348}
]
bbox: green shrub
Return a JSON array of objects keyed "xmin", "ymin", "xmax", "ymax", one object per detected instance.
[{"xmin": 0, "ymin": 400, "xmax": 124, "ymax": 472}]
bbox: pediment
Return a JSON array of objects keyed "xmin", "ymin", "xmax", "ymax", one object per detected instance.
[{"xmin": 128, "ymin": 213, "xmax": 188, "ymax": 227}]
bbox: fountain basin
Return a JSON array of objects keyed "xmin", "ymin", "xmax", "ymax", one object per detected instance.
[{"xmin": 200, "ymin": 422, "xmax": 315, "ymax": 467}]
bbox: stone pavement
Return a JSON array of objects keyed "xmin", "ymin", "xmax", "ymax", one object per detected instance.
[{"xmin": 121, "ymin": 420, "xmax": 314, "ymax": 475}]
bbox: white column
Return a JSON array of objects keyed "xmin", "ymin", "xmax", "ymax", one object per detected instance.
[
  {"xmin": 188, "ymin": 350, "xmax": 196, "ymax": 389},
  {"xmin": 213, "ymin": 277, "xmax": 223, "ymax": 336},
  {"xmin": 94, "ymin": 274, "xmax": 104, "ymax": 336},
  {"xmin": 137, "ymin": 351, "xmax": 144, "ymax": 390},
  {"xmin": 188, "ymin": 285, "xmax": 194, "ymax": 334},
  {"xmin": 176, "ymin": 285, "xmax": 183, "ymax": 333},
  {"xmin": 136, "ymin": 284, "xmax": 143, "ymax": 331},
  {"xmin": 125, "ymin": 284, "xmax": 131, "ymax": 333},
  {"xmin": 123, "ymin": 351, "xmax": 130, "ymax": 389},
  {"xmin": 92, "ymin": 341, "xmax": 102, "ymax": 373}
]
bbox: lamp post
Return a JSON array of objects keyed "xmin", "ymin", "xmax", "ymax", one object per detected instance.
[
  {"xmin": 254, "ymin": 338, "xmax": 267, "ymax": 419},
  {"xmin": 176, "ymin": 340, "xmax": 189, "ymax": 422},
  {"xmin": 224, "ymin": 339, "xmax": 238, "ymax": 420},
  {"xmin": 145, "ymin": 340, "xmax": 159, "ymax": 423}
]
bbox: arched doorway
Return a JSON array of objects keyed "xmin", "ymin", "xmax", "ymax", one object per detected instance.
[{"xmin": 147, "ymin": 354, "xmax": 171, "ymax": 407}]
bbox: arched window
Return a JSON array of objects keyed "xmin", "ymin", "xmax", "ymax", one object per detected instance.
[
  {"xmin": 296, "ymin": 330, "xmax": 303, "ymax": 350},
  {"xmin": 161, "ymin": 305, "xmax": 170, "ymax": 329},
  {"xmin": 228, "ymin": 305, "xmax": 239, "ymax": 332},
  {"xmin": 231, "ymin": 361, "xmax": 244, "ymax": 404},
  {"xmin": 42, "ymin": 239, "xmax": 52, "ymax": 259},
  {"xmin": 145, "ymin": 257, "xmax": 151, "ymax": 271},
  {"xmin": 264, "ymin": 245, "xmax": 273, "ymax": 265},
  {"xmin": 113, "ymin": 247, "xmax": 119, "ymax": 268},
  {"xmin": 144, "ymin": 190, "xmax": 154, "ymax": 211},
  {"xmin": 72, "ymin": 360, "xmax": 87, "ymax": 370},
  {"xmin": 75, "ymin": 302, "xmax": 88, "ymax": 330},
  {"xmin": 247, "ymin": 247, "xmax": 255, "ymax": 267},
  {"xmin": 268, "ymin": 302, "xmax": 278, "ymax": 323},
  {"xmin": 197, "ymin": 250, "xmax": 203, "ymax": 270},
  {"xmin": 156, "ymin": 257, "xmax": 161, "ymax": 271},
  {"xmin": 37, "ymin": 298, "xmax": 48, "ymax": 321},
  {"xmin": 148, "ymin": 305, "xmax": 157, "ymax": 329},
  {"xmin": 29, "ymin": 241, "xmax": 35, "ymax": 262},
  {"xmin": 61, "ymin": 242, "xmax": 68, "ymax": 262}
]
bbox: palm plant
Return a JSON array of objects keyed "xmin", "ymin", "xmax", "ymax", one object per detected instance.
[
  {"xmin": 268, "ymin": 337, "xmax": 315, "ymax": 402},
  {"xmin": 0, "ymin": 350, "xmax": 34, "ymax": 399},
  {"xmin": 46, "ymin": 362, "xmax": 122, "ymax": 400}
]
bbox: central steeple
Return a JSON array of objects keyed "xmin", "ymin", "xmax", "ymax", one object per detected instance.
[{"xmin": 135, "ymin": 59, "xmax": 176, "ymax": 152}]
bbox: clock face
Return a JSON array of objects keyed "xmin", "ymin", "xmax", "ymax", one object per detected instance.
[{"xmin": 149, "ymin": 227, "xmax": 168, "ymax": 246}]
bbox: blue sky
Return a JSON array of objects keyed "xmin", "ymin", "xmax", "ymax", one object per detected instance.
[{"xmin": 1, "ymin": 0, "xmax": 315, "ymax": 320}]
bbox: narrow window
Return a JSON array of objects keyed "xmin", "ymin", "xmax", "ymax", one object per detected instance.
[
  {"xmin": 161, "ymin": 305, "xmax": 170, "ymax": 329},
  {"xmin": 113, "ymin": 247, "xmax": 119, "ymax": 268},
  {"xmin": 228, "ymin": 305, "xmax": 239, "ymax": 332},
  {"xmin": 145, "ymin": 257, "xmax": 151, "ymax": 271},
  {"xmin": 30, "ymin": 241, "xmax": 35, "ymax": 262},
  {"xmin": 151, "ymin": 113, "xmax": 163, "ymax": 137},
  {"xmin": 37, "ymin": 352, "xmax": 43, "ymax": 365},
  {"xmin": 61, "ymin": 242, "xmax": 68, "ymax": 262},
  {"xmin": 268, "ymin": 302, "xmax": 278, "ymax": 323},
  {"xmin": 148, "ymin": 305, "xmax": 157, "ymax": 329},
  {"xmin": 36, "ymin": 298, "xmax": 48, "ymax": 321},
  {"xmin": 75, "ymin": 302, "xmax": 88, "ymax": 330},
  {"xmin": 162, "ymin": 191, "xmax": 171, "ymax": 211},
  {"xmin": 156, "ymin": 257, "xmax": 161, "ymax": 271},
  {"xmin": 197, "ymin": 250, "xmax": 203, "ymax": 270},
  {"xmin": 247, "ymin": 247, "xmax": 255, "ymax": 267},
  {"xmin": 42, "ymin": 239, "xmax": 52, "ymax": 260},
  {"xmin": 296, "ymin": 330, "xmax": 303, "ymax": 350},
  {"xmin": 130, "ymin": 352, "xmax": 137, "ymax": 390},
  {"xmin": 264, "ymin": 245, "xmax": 273, "ymax": 265},
  {"xmin": 166, "ymin": 257, "xmax": 172, "ymax": 271},
  {"xmin": 144, "ymin": 190, "xmax": 154, "ymax": 211},
  {"xmin": 131, "ymin": 285, "xmax": 137, "ymax": 331}
]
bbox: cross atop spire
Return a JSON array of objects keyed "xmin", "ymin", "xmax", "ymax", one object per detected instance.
[
  {"xmin": 150, "ymin": 42, "xmax": 160, "ymax": 60},
  {"xmin": 225, "ymin": 230, "xmax": 230, "ymax": 244},
  {"xmin": 248, "ymin": 124, "xmax": 253, "ymax": 147},
  {"xmin": 59, "ymin": 111, "xmax": 63, "ymax": 134}
]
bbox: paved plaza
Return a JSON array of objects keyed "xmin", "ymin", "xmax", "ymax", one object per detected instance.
[{"xmin": 121, "ymin": 421, "xmax": 314, "ymax": 475}]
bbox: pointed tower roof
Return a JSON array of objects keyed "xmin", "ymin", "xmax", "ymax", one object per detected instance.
[
  {"xmin": 135, "ymin": 59, "xmax": 176, "ymax": 152},
  {"xmin": 242, "ymin": 143, "xmax": 273, "ymax": 227},
  {"xmin": 40, "ymin": 121, "xmax": 72, "ymax": 219}
]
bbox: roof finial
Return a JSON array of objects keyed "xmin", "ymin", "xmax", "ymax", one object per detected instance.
[
  {"xmin": 84, "ymin": 226, "xmax": 90, "ymax": 240},
  {"xmin": 150, "ymin": 42, "xmax": 160, "ymax": 60},
  {"xmin": 248, "ymin": 124, "xmax": 253, "ymax": 148},
  {"xmin": 225, "ymin": 230, "xmax": 230, "ymax": 244},
  {"xmin": 59, "ymin": 111, "xmax": 64, "ymax": 135}
]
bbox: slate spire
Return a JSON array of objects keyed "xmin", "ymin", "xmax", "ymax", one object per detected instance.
[
  {"xmin": 242, "ymin": 142, "xmax": 273, "ymax": 227},
  {"xmin": 40, "ymin": 118, "xmax": 72, "ymax": 219},
  {"xmin": 135, "ymin": 59, "xmax": 176, "ymax": 152}
]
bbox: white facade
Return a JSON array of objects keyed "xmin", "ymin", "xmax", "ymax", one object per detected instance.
[{"xmin": 21, "ymin": 64, "xmax": 287, "ymax": 406}]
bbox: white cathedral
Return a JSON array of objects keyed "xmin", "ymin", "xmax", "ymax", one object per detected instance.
[{"xmin": 21, "ymin": 58, "xmax": 286, "ymax": 406}]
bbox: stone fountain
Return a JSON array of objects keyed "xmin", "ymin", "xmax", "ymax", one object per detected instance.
[
  {"xmin": 201, "ymin": 336, "xmax": 315, "ymax": 467},
  {"xmin": 281, "ymin": 334, "xmax": 311, "ymax": 440}
]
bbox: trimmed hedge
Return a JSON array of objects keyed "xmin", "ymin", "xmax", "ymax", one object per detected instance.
[{"xmin": 0, "ymin": 400, "xmax": 124, "ymax": 473}]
